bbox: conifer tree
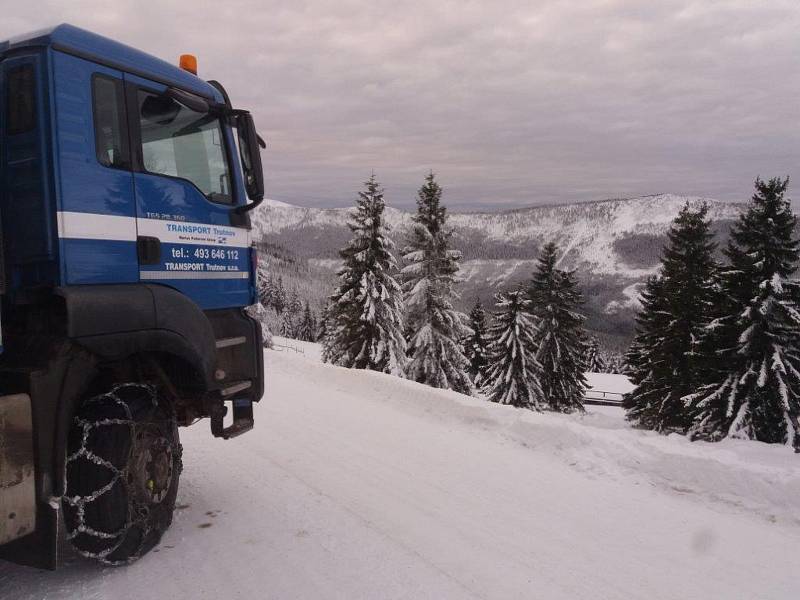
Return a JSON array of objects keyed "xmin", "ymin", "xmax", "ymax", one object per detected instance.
[
  {"xmin": 319, "ymin": 301, "xmax": 335, "ymax": 361},
  {"xmin": 624, "ymin": 203, "xmax": 719, "ymax": 432},
  {"xmin": 257, "ymin": 270, "xmax": 274, "ymax": 307},
  {"xmin": 322, "ymin": 175, "xmax": 406, "ymax": 375},
  {"xmin": 687, "ymin": 178, "xmax": 800, "ymax": 448},
  {"xmin": 273, "ymin": 276, "xmax": 287, "ymax": 315},
  {"xmin": 482, "ymin": 292, "xmax": 544, "ymax": 408},
  {"xmin": 297, "ymin": 302, "xmax": 317, "ymax": 342},
  {"xmin": 402, "ymin": 172, "xmax": 473, "ymax": 394},
  {"xmin": 465, "ymin": 299, "xmax": 489, "ymax": 385},
  {"xmin": 527, "ymin": 242, "xmax": 588, "ymax": 413},
  {"xmin": 623, "ymin": 275, "xmax": 672, "ymax": 428},
  {"xmin": 584, "ymin": 337, "xmax": 606, "ymax": 373},
  {"xmin": 287, "ymin": 290, "xmax": 303, "ymax": 319},
  {"xmin": 602, "ymin": 351, "xmax": 625, "ymax": 374},
  {"xmin": 280, "ymin": 309, "xmax": 295, "ymax": 338}
]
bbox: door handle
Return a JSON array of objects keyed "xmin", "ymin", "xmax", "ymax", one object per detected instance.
[{"xmin": 137, "ymin": 236, "xmax": 161, "ymax": 265}]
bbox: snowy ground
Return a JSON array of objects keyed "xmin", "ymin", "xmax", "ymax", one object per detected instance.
[{"xmin": 1, "ymin": 341, "xmax": 798, "ymax": 599}]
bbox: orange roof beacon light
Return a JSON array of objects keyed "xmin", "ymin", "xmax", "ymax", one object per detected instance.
[{"xmin": 179, "ymin": 54, "xmax": 198, "ymax": 75}]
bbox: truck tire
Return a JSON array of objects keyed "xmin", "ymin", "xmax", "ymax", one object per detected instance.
[{"xmin": 63, "ymin": 383, "xmax": 182, "ymax": 565}]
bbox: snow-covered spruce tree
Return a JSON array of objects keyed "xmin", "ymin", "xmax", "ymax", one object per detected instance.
[
  {"xmin": 527, "ymin": 242, "xmax": 587, "ymax": 413},
  {"xmin": 256, "ymin": 268, "xmax": 273, "ymax": 307},
  {"xmin": 624, "ymin": 203, "xmax": 719, "ymax": 433},
  {"xmin": 402, "ymin": 172, "xmax": 473, "ymax": 394},
  {"xmin": 623, "ymin": 275, "xmax": 672, "ymax": 427},
  {"xmin": 297, "ymin": 301, "xmax": 317, "ymax": 342},
  {"xmin": 319, "ymin": 301, "xmax": 335, "ymax": 362},
  {"xmin": 279, "ymin": 309, "xmax": 296, "ymax": 338},
  {"xmin": 322, "ymin": 175, "xmax": 406, "ymax": 375},
  {"xmin": 465, "ymin": 299, "xmax": 489, "ymax": 385},
  {"xmin": 272, "ymin": 276, "xmax": 287, "ymax": 315},
  {"xmin": 687, "ymin": 178, "xmax": 800, "ymax": 448},
  {"xmin": 286, "ymin": 290, "xmax": 303, "ymax": 320},
  {"xmin": 482, "ymin": 292, "xmax": 544, "ymax": 408},
  {"xmin": 584, "ymin": 337, "xmax": 606, "ymax": 373},
  {"xmin": 602, "ymin": 351, "xmax": 625, "ymax": 374}
]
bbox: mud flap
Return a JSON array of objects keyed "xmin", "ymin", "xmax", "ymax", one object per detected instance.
[{"xmin": 0, "ymin": 394, "xmax": 36, "ymax": 545}]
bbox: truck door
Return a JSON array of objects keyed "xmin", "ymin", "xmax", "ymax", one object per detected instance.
[
  {"xmin": 52, "ymin": 52, "xmax": 138, "ymax": 285},
  {"xmin": 125, "ymin": 74, "xmax": 251, "ymax": 310}
]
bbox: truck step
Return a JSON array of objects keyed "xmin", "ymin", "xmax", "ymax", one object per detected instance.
[
  {"xmin": 210, "ymin": 398, "xmax": 254, "ymax": 439},
  {"xmin": 219, "ymin": 380, "xmax": 252, "ymax": 397},
  {"xmin": 215, "ymin": 336, "xmax": 247, "ymax": 349}
]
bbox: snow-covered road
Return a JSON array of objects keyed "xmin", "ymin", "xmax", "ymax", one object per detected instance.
[{"xmin": 1, "ymin": 344, "xmax": 798, "ymax": 599}]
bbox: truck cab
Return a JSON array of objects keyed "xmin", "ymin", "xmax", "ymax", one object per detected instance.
[{"xmin": 0, "ymin": 24, "xmax": 265, "ymax": 568}]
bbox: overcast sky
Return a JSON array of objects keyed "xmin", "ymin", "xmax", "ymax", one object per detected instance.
[{"xmin": 2, "ymin": 0, "xmax": 799, "ymax": 210}]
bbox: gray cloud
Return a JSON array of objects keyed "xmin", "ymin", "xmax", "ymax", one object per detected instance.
[{"xmin": 2, "ymin": 0, "xmax": 799, "ymax": 209}]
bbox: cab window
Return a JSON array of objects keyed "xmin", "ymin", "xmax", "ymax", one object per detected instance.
[
  {"xmin": 137, "ymin": 90, "xmax": 232, "ymax": 203},
  {"xmin": 6, "ymin": 64, "xmax": 35, "ymax": 135},
  {"xmin": 92, "ymin": 75, "xmax": 130, "ymax": 169}
]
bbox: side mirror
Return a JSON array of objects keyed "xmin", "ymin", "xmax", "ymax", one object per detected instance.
[{"xmin": 235, "ymin": 112, "xmax": 265, "ymax": 212}]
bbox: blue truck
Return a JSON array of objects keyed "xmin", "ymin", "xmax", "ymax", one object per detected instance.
[{"xmin": 0, "ymin": 24, "xmax": 266, "ymax": 568}]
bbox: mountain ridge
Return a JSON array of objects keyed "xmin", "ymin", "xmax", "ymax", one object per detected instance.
[
  {"xmin": 262, "ymin": 193, "xmax": 741, "ymax": 214},
  {"xmin": 254, "ymin": 193, "xmax": 742, "ymax": 274},
  {"xmin": 252, "ymin": 194, "xmax": 744, "ymax": 348}
]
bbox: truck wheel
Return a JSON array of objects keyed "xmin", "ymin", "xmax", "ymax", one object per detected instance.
[{"xmin": 63, "ymin": 383, "xmax": 182, "ymax": 565}]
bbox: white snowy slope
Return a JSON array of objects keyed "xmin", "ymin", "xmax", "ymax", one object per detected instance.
[{"xmin": 1, "ymin": 344, "xmax": 798, "ymax": 600}]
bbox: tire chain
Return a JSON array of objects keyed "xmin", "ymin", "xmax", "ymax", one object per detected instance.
[{"xmin": 63, "ymin": 383, "xmax": 183, "ymax": 565}]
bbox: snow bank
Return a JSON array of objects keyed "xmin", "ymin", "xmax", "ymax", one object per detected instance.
[{"xmin": 296, "ymin": 343, "xmax": 799, "ymax": 527}]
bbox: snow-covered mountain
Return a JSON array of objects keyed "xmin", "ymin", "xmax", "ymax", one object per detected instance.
[
  {"xmin": 252, "ymin": 194, "xmax": 744, "ymax": 346},
  {"xmin": 254, "ymin": 194, "xmax": 740, "ymax": 272}
]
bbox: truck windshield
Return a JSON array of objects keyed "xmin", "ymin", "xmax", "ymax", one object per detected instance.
[{"xmin": 137, "ymin": 90, "xmax": 232, "ymax": 204}]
